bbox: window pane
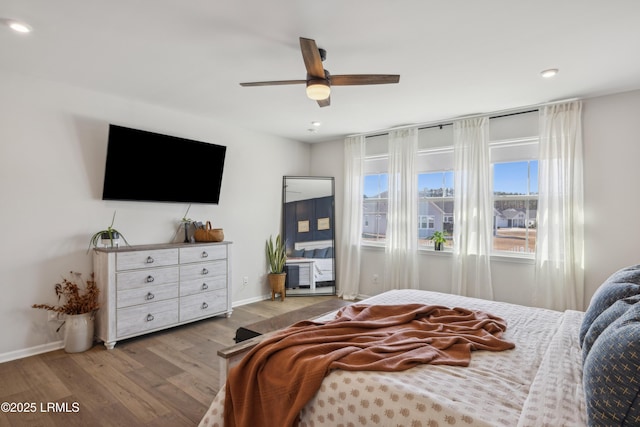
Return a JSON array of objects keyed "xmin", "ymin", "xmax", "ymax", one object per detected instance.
[
  {"xmin": 492, "ymin": 160, "xmax": 538, "ymax": 254},
  {"xmin": 494, "ymin": 161, "xmax": 529, "ymax": 195},
  {"xmin": 418, "ymin": 171, "xmax": 454, "ymax": 248},
  {"xmin": 363, "ymin": 174, "xmax": 388, "ymax": 243}
]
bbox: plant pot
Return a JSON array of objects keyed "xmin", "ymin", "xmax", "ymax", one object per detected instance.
[
  {"xmin": 64, "ymin": 312, "xmax": 95, "ymax": 353},
  {"xmin": 268, "ymin": 273, "xmax": 287, "ymax": 301},
  {"xmin": 434, "ymin": 242, "xmax": 443, "ymax": 251},
  {"xmin": 100, "ymin": 231, "xmax": 120, "ymax": 248}
]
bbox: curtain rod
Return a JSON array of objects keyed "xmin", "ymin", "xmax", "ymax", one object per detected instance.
[{"xmin": 352, "ymin": 98, "xmax": 579, "ymax": 139}]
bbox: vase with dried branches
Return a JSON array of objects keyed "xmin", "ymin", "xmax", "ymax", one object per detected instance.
[{"xmin": 32, "ymin": 271, "xmax": 100, "ymax": 353}]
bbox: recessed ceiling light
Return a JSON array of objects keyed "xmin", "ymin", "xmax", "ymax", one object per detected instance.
[
  {"xmin": 3, "ymin": 18, "xmax": 33, "ymax": 33},
  {"xmin": 541, "ymin": 68, "xmax": 559, "ymax": 78},
  {"xmin": 311, "ymin": 121, "xmax": 321, "ymax": 127}
]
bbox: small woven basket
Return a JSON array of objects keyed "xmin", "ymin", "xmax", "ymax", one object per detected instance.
[{"xmin": 194, "ymin": 221, "xmax": 224, "ymax": 242}]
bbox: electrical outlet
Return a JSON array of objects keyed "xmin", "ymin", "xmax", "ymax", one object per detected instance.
[
  {"xmin": 372, "ymin": 274, "xmax": 379, "ymax": 285},
  {"xmin": 242, "ymin": 276, "xmax": 249, "ymax": 287}
]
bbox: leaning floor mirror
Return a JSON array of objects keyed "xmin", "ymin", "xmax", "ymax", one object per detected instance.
[{"xmin": 282, "ymin": 176, "xmax": 336, "ymax": 296}]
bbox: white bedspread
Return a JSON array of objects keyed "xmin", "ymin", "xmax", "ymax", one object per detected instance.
[{"xmin": 199, "ymin": 289, "xmax": 587, "ymax": 427}]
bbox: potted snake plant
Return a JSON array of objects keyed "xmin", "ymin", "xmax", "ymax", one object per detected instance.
[{"xmin": 266, "ymin": 234, "xmax": 287, "ymax": 301}]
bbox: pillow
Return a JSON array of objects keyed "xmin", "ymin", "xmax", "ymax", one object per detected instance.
[
  {"xmin": 313, "ymin": 247, "xmax": 328, "ymax": 258},
  {"xmin": 579, "ymin": 264, "xmax": 640, "ymax": 345},
  {"xmin": 292, "ymin": 249, "xmax": 305, "ymax": 257},
  {"xmin": 583, "ymin": 304, "xmax": 640, "ymax": 426},
  {"xmin": 326, "ymin": 247, "xmax": 333, "ymax": 258},
  {"xmin": 581, "ymin": 295, "xmax": 640, "ymax": 363},
  {"xmin": 303, "ymin": 250, "xmax": 315, "ymax": 258}
]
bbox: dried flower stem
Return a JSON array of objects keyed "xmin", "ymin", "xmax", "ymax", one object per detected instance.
[{"xmin": 32, "ymin": 271, "xmax": 100, "ymax": 315}]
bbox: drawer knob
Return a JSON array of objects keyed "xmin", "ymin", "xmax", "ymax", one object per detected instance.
[
  {"xmin": 146, "ymin": 292, "xmax": 155, "ymax": 300},
  {"xmin": 201, "ymin": 251, "xmax": 209, "ymax": 258},
  {"xmin": 201, "ymin": 283, "xmax": 209, "ymax": 290},
  {"xmin": 146, "ymin": 314, "xmax": 154, "ymax": 322},
  {"xmin": 146, "ymin": 275, "xmax": 155, "ymax": 283},
  {"xmin": 146, "ymin": 256, "xmax": 154, "ymax": 264},
  {"xmin": 201, "ymin": 302, "xmax": 208, "ymax": 310},
  {"xmin": 201, "ymin": 268, "xmax": 209, "ymax": 275}
]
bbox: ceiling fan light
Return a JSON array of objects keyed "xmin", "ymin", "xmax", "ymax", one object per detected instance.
[{"xmin": 306, "ymin": 82, "xmax": 331, "ymax": 100}]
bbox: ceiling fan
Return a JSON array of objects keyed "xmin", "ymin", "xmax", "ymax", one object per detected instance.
[{"xmin": 239, "ymin": 37, "xmax": 400, "ymax": 107}]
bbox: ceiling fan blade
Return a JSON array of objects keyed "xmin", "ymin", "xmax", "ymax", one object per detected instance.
[
  {"xmin": 317, "ymin": 97, "xmax": 330, "ymax": 108},
  {"xmin": 331, "ymin": 74, "xmax": 400, "ymax": 86},
  {"xmin": 240, "ymin": 80, "xmax": 306, "ymax": 87},
  {"xmin": 299, "ymin": 37, "xmax": 325, "ymax": 78}
]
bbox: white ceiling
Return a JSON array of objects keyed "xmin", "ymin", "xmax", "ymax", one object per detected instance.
[{"xmin": 2, "ymin": 1, "xmax": 640, "ymax": 143}]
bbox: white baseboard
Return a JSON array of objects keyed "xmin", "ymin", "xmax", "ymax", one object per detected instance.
[
  {"xmin": 0, "ymin": 341, "xmax": 64, "ymax": 364},
  {"xmin": 232, "ymin": 294, "xmax": 271, "ymax": 307}
]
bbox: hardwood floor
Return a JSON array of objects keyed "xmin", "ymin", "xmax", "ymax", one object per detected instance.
[{"xmin": 0, "ymin": 296, "xmax": 344, "ymax": 427}]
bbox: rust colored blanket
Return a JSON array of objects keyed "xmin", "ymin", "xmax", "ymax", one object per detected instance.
[{"xmin": 224, "ymin": 303, "xmax": 515, "ymax": 427}]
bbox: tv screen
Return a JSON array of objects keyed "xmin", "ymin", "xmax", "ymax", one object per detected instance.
[{"xmin": 102, "ymin": 124, "xmax": 226, "ymax": 204}]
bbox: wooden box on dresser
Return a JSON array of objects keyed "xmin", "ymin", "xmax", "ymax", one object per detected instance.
[{"xmin": 93, "ymin": 241, "xmax": 232, "ymax": 349}]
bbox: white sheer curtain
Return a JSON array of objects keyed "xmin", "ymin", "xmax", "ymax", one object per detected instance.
[
  {"xmin": 338, "ymin": 136, "xmax": 365, "ymax": 300},
  {"xmin": 452, "ymin": 117, "xmax": 494, "ymax": 299},
  {"xmin": 384, "ymin": 128, "xmax": 418, "ymax": 290},
  {"xmin": 535, "ymin": 101, "xmax": 584, "ymax": 311}
]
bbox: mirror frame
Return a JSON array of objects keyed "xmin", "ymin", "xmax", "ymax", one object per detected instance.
[{"xmin": 282, "ymin": 176, "xmax": 336, "ymax": 296}]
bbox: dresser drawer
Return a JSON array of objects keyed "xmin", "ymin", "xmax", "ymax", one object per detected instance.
[
  {"xmin": 116, "ymin": 299, "xmax": 179, "ymax": 337},
  {"xmin": 180, "ymin": 245, "xmax": 227, "ymax": 264},
  {"xmin": 116, "ymin": 283, "xmax": 178, "ymax": 308},
  {"xmin": 180, "ymin": 261, "xmax": 226, "ymax": 282},
  {"xmin": 117, "ymin": 267, "xmax": 179, "ymax": 290},
  {"xmin": 180, "ymin": 276, "xmax": 226, "ymax": 297},
  {"xmin": 116, "ymin": 249, "xmax": 178, "ymax": 271},
  {"xmin": 179, "ymin": 289, "xmax": 227, "ymax": 322}
]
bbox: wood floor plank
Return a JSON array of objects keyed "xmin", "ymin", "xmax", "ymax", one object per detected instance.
[
  {"xmin": 81, "ymin": 362, "xmax": 172, "ymax": 424},
  {"xmin": 167, "ymin": 371, "xmax": 217, "ymax": 406},
  {"xmin": 15, "ymin": 356, "xmax": 71, "ymax": 402},
  {"xmin": 126, "ymin": 368, "xmax": 206, "ymax": 425}
]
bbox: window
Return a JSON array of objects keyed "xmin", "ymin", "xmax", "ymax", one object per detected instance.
[
  {"xmin": 362, "ymin": 173, "xmax": 388, "ymax": 243},
  {"xmin": 417, "ymin": 170, "xmax": 454, "ymax": 248},
  {"xmin": 358, "ymin": 112, "xmax": 539, "ymax": 258},
  {"xmin": 492, "ymin": 159, "xmax": 538, "ymax": 254}
]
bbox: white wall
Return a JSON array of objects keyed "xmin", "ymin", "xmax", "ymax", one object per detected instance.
[
  {"xmin": 311, "ymin": 89, "xmax": 640, "ymax": 309},
  {"xmin": 0, "ymin": 71, "xmax": 311, "ymax": 361}
]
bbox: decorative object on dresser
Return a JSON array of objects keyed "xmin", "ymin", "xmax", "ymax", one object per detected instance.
[
  {"xmin": 92, "ymin": 241, "xmax": 232, "ymax": 349},
  {"xmin": 32, "ymin": 271, "xmax": 100, "ymax": 353},
  {"xmin": 266, "ymin": 234, "xmax": 287, "ymax": 301},
  {"xmin": 87, "ymin": 210, "xmax": 129, "ymax": 252},
  {"xmin": 194, "ymin": 221, "xmax": 224, "ymax": 242},
  {"xmin": 172, "ymin": 204, "xmax": 193, "ymax": 243}
]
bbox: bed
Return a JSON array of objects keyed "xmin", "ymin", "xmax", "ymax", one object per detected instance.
[{"xmin": 200, "ymin": 264, "xmax": 640, "ymax": 427}]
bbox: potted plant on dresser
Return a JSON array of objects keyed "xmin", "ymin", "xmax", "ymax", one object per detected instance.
[
  {"xmin": 266, "ymin": 234, "xmax": 287, "ymax": 301},
  {"xmin": 87, "ymin": 210, "xmax": 129, "ymax": 253},
  {"xmin": 32, "ymin": 271, "xmax": 100, "ymax": 353}
]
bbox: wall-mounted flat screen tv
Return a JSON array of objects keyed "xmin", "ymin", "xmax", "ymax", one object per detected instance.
[{"xmin": 102, "ymin": 124, "xmax": 226, "ymax": 204}]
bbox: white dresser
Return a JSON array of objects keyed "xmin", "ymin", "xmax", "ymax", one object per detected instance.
[{"xmin": 93, "ymin": 242, "xmax": 232, "ymax": 349}]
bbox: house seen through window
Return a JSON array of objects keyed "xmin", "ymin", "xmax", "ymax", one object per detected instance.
[
  {"xmin": 363, "ymin": 173, "xmax": 388, "ymax": 244},
  {"xmin": 418, "ymin": 171, "xmax": 454, "ymax": 248}
]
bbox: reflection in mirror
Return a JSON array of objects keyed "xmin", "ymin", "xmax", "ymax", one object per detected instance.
[{"xmin": 283, "ymin": 176, "xmax": 336, "ymax": 296}]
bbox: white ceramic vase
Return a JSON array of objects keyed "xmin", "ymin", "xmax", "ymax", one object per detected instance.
[{"xmin": 64, "ymin": 312, "xmax": 95, "ymax": 353}]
